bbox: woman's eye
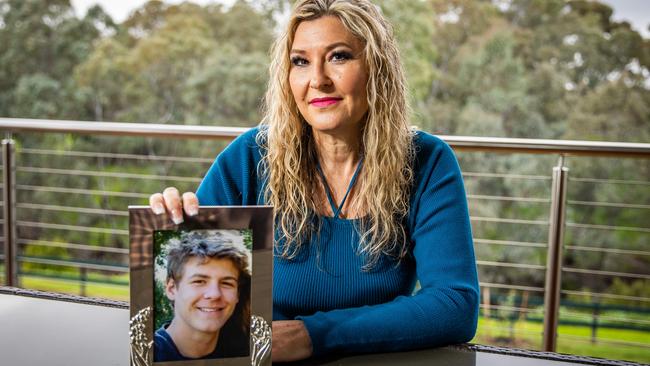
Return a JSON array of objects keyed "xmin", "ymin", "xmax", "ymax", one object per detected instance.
[
  {"xmin": 192, "ymin": 280, "xmax": 205, "ymax": 285},
  {"xmin": 291, "ymin": 56, "xmax": 308, "ymax": 66},
  {"xmin": 331, "ymin": 51, "xmax": 352, "ymax": 62}
]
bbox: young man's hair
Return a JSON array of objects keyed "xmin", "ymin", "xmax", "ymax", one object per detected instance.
[{"xmin": 165, "ymin": 231, "xmax": 252, "ymax": 333}]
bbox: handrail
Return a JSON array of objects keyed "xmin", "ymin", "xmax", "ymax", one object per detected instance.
[
  {"xmin": 441, "ymin": 135, "xmax": 650, "ymax": 157},
  {"xmin": 0, "ymin": 118, "xmax": 247, "ymax": 140},
  {"xmin": 2, "ymin": 118, "xmax": 649, "ymax": 157}
]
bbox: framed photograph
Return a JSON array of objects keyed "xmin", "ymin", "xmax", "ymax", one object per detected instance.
[{"xmin": 129, "ymin": 206, "xmax": 273, "ymax": 366}]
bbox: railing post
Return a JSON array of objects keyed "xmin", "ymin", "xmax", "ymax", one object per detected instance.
[
  {"xmin": 2, "ymin": 138, "xmax": 17, "ymax": 286},
  {"xmin": 80, "ymin": 267, "xmax": 87, "ymax": 297},
  {"xmin": 543, "ymin": 155, "xmax": 569, "ymax": 352}
]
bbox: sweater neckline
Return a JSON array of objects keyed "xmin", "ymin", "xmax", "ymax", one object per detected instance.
[
  {"xmin": 318, "ymin": 214, "xmax": 366, "ymax": 224},
  {"xmin": 315, "ymin": 157, "xmax": 364, "ymax": 219}
]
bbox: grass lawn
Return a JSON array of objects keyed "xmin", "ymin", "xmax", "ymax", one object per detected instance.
[
  {"xmin": 474, "ymin": 317, "xmax": 650, "ymax": 364},
  {"xmin": 18, "ymin": 274, "xmax": 129, "ymax": 301}
]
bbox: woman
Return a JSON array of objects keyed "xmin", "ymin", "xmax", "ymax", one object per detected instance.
[{"xmin": 150, "ymin": 0, "xmax": 479, "ymax": 362}]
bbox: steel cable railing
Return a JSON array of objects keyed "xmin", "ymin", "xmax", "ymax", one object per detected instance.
[
  {"xmin": 16, "ymin": 203, "xmax": 129, "ymax": 217},
  {"xmin": 17, "ymin": 238, "xmax": 129, "ymax": 254},
  {"xmin": 477, "ymin": 261, "xmax": 546, "ymax": 270},
  {"xmin": 556, "ymin": 334, "xmax": 650, "ymax": 349},
  {"xmin": 17, "ymin": 184, "xmax": 151, "ymax": 198},
  {"xmin": 565, "ymin": 245, "xmax": 650, "ymax": 256},
  {"xmin": 558, "ymin": 310, "xmax": 650, "ymax": 325},
  {"xmin": 474, "ymin": 238, "xmax": 547, "ymax": 248},
  {"xmin": 562, "ymin": 267, "xmax": 650, "ymax": 280},
  {"xmin": 568, "ymin": 200, "xmax": 650, "ymax": 209},
  {"xmin": 480, "ymin": 282, "xmax": 545, "ymax": 293},
  {"xmin": 560, "ymin": 290, "xmax": 650, "ymax": 303},
  {"xmin": 1, "ymin": 118, "xmax": 649, "ymax": 361},
  {"xmin": 17, "ymin": 166, "xmax": 203, "ymax": 183},
  {"xmin": 21, "ymin": 147, "xmax": 215, "ymax": 163},
  {"xmin": 468, "ymin": 194, "xmax": 550, "ymax": 203}
]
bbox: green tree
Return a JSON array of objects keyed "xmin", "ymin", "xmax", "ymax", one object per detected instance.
[{"xmin": 0, "ymin": 0, "xmax": 114, "ymax": 118}]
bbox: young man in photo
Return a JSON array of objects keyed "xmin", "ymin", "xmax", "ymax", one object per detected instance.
[{"xmin": 154, "ymin": 233, "xmax": 251, "ymax": 362}]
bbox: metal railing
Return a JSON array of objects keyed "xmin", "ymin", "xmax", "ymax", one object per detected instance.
[{"xmin": 1, "ymin": 117, "xmax": 649, "ymax": 356}]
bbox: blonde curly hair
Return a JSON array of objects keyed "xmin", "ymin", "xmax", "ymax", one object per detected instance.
[{"xmin": 257, "ymin": 0, "xmax": 414, "ymax": 268}]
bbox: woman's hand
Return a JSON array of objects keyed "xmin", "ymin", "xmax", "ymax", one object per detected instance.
[
  {"xmin": 149, "ymin": 187, "xmax": 199, "ymax": 224},
  {"xmin": 272, "ymin": 320, "xmax": 313, "ymax": 362}
]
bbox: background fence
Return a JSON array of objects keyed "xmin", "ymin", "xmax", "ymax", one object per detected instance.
[{"xmin": 1, "ymin": 118, "xmax": 649, "ymax": 363}]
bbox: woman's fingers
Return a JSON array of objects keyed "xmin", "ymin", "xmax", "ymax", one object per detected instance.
[
  {"xmin": 149, "ymin": 193, "xmax": 165, "ymax": 215},
  {"xmin": 150, "ymin": 188, "xmax": 199, "ymax": 224},
  {"xmin": 182, "ymin": 192, "xmax": 199, "ymax": 216},
  {"xmin": 162, "ymin": 187, "xmax": 184, "ymax": 224}
]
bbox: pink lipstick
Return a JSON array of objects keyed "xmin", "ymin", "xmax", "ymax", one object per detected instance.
[{"xmin": 309, "ymin": 97, "xmax": 342, "ymax": 107}]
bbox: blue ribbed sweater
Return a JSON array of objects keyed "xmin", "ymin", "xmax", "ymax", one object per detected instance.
[{"xmin": 196, "ymin": 127, "xmax": 479, "ymax": 357}]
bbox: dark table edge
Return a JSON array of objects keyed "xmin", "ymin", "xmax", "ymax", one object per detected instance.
[
  {"xmin": 0, "ymin": 286, "xmax": 129, "ymax": 309},
  {"xmin": 0, "ymin": 287, "xmax": 645, "ymax": 366},
  {"xmin": 450, "ymin": 344, "xmax": 647, "ymax": 366}
]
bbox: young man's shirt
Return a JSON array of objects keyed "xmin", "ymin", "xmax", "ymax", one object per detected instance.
[{"xmin": 154, "ymin": 323, "xmax": 249, "ymax": 362}]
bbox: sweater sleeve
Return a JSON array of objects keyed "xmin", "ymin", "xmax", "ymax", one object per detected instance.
[
  {"xmin": 195, "ymin": 128, "xmax": 262, "ymax": 206},
  {"xmin": 297, "ymin": 134, "xmax": 479, "ymax": 357}
]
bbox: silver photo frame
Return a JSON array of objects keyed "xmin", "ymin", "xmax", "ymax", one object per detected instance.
[{"xmin": 129, "ymin": 206, "xmax": 273, "ymax": 366}]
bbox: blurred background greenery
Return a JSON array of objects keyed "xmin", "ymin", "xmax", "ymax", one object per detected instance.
[
  {"xmin": 1, "ymin": 0, "xmax": 648, "ymax": 140},
  {"xmin": 0, "ymin": 0, "xmax": 648, "ymax": 363}
]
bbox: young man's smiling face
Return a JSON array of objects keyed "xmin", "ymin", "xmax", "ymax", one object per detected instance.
[{"xmin": 165, "ymin": 257, "xmax": 240, "ymax": 335}]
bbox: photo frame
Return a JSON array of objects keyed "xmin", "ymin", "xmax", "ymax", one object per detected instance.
[{"xmin": 129, "ymin": 206, "xmax": 273, "ymax": 366}]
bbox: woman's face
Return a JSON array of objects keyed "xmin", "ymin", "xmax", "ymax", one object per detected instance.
[{"xmin": 289, "ymin": 16, "xmax": 369, "ymax": 135}]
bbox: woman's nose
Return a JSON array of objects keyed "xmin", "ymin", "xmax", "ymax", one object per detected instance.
[{"xmin": 309, "ymin": 62, "xmax": 332, "ymax": 89}]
